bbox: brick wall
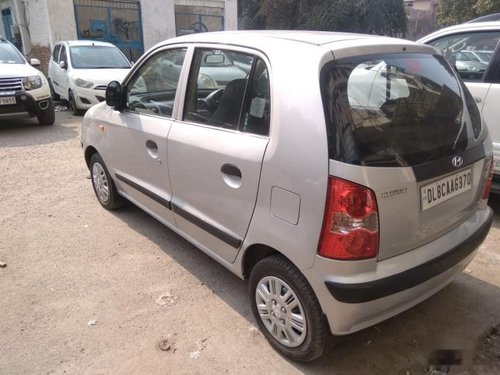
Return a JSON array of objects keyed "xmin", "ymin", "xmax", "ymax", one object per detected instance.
[{"xmin": 29, "ymin": 45, "xmax": 51, "ymax": 76}]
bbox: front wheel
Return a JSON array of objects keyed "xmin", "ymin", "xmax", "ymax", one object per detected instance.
[
  {"xmin": 89, "ymin": 153, "xmax": 124, "ymax": 210},
  {"xmin": 249, "ymin": 255, "xmax": 330, "ymax": 362},
  {"xmin": 68, "ymin": 90, "xmax": 84, "ymax": 116},
  {"xmin": 37, "ymin": 99, "xmax": 55, "ymax": 126}
]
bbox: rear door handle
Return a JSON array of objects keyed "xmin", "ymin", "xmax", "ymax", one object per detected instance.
[
  {"xmin": 473, "ymin": 97, "xmax": 482, "ymax": 103},
  {"xmin": 145, "ymin": 139, "xmax": 159, "ymax": 160},
  {"xmin": 146, "ymin": 139, "xmax": 158, "ymax": 151},
  {"xmin": 221, "ymin": 164, "xmax": 242, "ymax": 189},
  {"xmin": 221, "ymin": 164, "xmax": 241, "ymax": 178}
]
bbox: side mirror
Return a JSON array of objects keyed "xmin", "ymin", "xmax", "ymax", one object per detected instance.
[
  {"xmin": 59, "ymin": 61, "xmax": 67, "ymax": 69},
  {"xmin": 106, "ymin": 81, "xmax": 123, "ymax": 108},
  {"xmin": 30, "ymin": 58, "xmax": 41, "ymax": 66}
]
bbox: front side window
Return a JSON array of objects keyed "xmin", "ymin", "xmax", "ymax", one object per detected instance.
[
  {"xmin": 428, "ymin": 31, "xmax": 500, "ymax": 82},
  {"xmin": 126, "ymin": 48, "xmax": 186, "ymax": 117},
  {"xmin": 52, "ymin": 45, "xmax": 61, "ymax": 62},
  {"xmin": 183, "ymin": 48, "xmax": 270, "ymax": 135},
  {"xmin": 69, "ymin": 46, "xmax": 131, "ymax": 69},
  {"xmin": 60, "ymin": 46, "xmax": 67, "ymax": 65},
  {"xmin": 321, "ymin": 53, "xmax": 470, "ymax": 167}
]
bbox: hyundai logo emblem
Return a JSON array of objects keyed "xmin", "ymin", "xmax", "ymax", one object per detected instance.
[{"xmin": 452, "ymin": 156, "xmax": 464, "ymax": 168}]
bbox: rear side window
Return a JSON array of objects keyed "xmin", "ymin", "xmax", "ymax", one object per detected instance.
[
  {"xmin": 183, "ymin": 48, "xmax": 270, "ymax": 136},
  {"xmin": 321, "ymin": 53, "xmax": 468, "ymax": 167},
  {"xmin": 427, "ymin": 31, "xmax": 500, "ymax": 82}
]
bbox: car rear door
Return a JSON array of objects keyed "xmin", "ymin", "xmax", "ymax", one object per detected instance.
[
  {"xmin": 322, "ymin": 51, "xmax": 489, "ymax": 260},
  {"xmin": 167, "ymin": 47, "xmax": 270, "ymax": 263}
]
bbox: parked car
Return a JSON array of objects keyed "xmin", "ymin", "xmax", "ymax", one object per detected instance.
[
  {"xmin": 449, "ymin": 50, "xmax": 488, "ymax": 78},
  {"xmin": 0, "ymin": 38, "xmax": 55, "ymax": 125},
  {"xmin": 463, "ymin": 50, "xmax": 494, "ymax": 64},
  {"xmin": 81, "ymin": 31, "xmax": 494, "ymax": 362},
  {"xmin": 418, "ymin": 21, "xmax": 500, "ymax": 194},
  {"xmin": 48, "ymin": 40, "xmax": 132, "ymax": 115}
]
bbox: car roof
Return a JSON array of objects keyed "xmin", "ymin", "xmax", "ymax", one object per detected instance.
[
  {"xmin": 467, "ymin": 13, "xmax": 500, "ymax": 23},
  {"xmin": 153, "ymin": 30, "xmax": 434, "ymax": 58},
  {"xmin": 58, "ymin": 40, "xmax": 117, "ymax": 47},
  {"xmin": 418, "ymin": 21, "xmax": 500, "ymax": 43}
]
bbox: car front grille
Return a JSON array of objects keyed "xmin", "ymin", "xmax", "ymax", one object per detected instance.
[
  {"xmin": 94, "ymin": 85, "xmax": 107, "ymax": 90},
  {"xmin": 0, "ymin": 77, "xmax": 23, "ymax": 92}
]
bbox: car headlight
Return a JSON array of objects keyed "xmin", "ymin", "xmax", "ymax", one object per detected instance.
[
  {"xmin": 197, "ymin": 74, "xmax": 217, "ymax": 89},
  {"xmin": 73, "ymin": 77, "xmax": 94, "ymax": 88},
  {"xmin": 22, "ymin": 75, "xmax": 43, "ymax": 90}
]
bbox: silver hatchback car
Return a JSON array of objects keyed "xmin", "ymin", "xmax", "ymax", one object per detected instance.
[{"xmin": 81, "ymin": 31, "xmax": 494, "ymax": 362}]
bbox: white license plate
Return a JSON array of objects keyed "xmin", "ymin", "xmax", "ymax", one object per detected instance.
[
  {"xmin": 421, "ymin": 168, "xmax": 472, "ymax": 211},
  {"xmin": 0, "ymin": 97, "xmax": 16, "ymax": 105}
]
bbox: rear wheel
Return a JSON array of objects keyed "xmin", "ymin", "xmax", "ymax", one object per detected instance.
[
  {"xmin": 37, "ymin": 99, "xmax": 55, "ymax": 126},
  {"xmin": 89, "ymin": 153, "xmax": 124, "ymax": 210},
  {"xmin": 249, "ymin": 255, "xmax": 329, "ymax": 362}
]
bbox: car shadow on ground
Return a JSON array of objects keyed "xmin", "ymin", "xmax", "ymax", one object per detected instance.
[
  {"xmin": 0, "ymin": 112, "xmax": 80, "ymax": 148},
  {"xmin": 112, "ymin": 202, "xmax": 500, "ymax": 374}
]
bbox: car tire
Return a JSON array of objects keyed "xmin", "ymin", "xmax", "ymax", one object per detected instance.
[
  {"xmin": 48, "ymin": 79, "xmax": 60, "ymax": 101},
  {"xmin": 89, "ymin": 153, "xmax": 124, "ymax": 210},
  {"xmin": 69, "ymin": 90, "xmax": 84, "ymax": 116},
  {"xmin": 249, "ymin": 255, "xmax": 330, "ymax": 362},
  {"xmin": 37, "ymin": 98, "xmax": 55, "ymax": 126}
]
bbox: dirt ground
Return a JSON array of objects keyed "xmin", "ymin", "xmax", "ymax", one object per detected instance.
[{"xmin": 1, "ymin": 111, "xmax": 499, "ymax": 374}]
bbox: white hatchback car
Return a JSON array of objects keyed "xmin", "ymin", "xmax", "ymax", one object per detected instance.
[
  {"xmin": 48, "ymin": 40, "xmax": 131, "ymax": 115},
  {"xmin": 419, "ymin": 21, "xmax": 500, "ymax": 194},
  {"xmin": 81, "ymin": 31, "xmax": 494, "ymax": 362}
]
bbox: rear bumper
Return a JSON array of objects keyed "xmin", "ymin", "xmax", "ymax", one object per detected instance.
[
  {"xmin": 325, "ymin": 212, "xmax": 492, "ymax": 303},
  {"xmin": 305, "ymin": 207, "xmax": 493, "ymax": 335}
]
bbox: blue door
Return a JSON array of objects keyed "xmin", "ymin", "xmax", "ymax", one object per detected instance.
[
  {"xmin": 1, "ymin": 8, "xmax": 18, "ymax": 46},
  {"xmin": 73, "ymin": 0, "xmax": 144, "ymax": 62}
]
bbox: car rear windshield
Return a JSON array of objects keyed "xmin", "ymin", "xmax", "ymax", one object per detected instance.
[
  {"xmin": 321, "ymin": 53, "xmax": 470, "ymax": 167},
  {"xmin": 69, "ymin": 46, "xmax": 131, "ymax": 69},
  {"xmin": 0, "ymin": 42, "xmax": 25, "ymax": 64}
]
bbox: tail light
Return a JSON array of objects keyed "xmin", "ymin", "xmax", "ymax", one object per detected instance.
[
  {"xmin": 318, "ymin": 177, "xmax": 379, "ymax": 260},
  {"xmin": 482, "ymin": 155, "xmax": 494, "ymax": 200}
]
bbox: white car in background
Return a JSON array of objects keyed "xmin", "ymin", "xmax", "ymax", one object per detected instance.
[
  {"xmin": 48, "ymin": 40, "xmax": 132, "ymax": 115},
  {"xmin": 419, "ymin": 21, "xmax": 500, "ymax": 194}
]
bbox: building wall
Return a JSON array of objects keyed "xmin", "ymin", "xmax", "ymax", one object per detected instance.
[
  {"xmin": 404, "ymin": 0, "xmax": 434, "ymax": 12},
  {"xmin": 25, "ymin": 0, "xmax": 50, "ymax": 46},
  {"xmin": 224, "ymin": 0, "xmax": 236, "ymax": 30},
  {"xmin": 140, "ymin": 0, "xmax": 176, "ymax": 50},
  {"xmin": 141, "ymin": 0, "xmax": 238, "ymax": 50},
  {"xmin": 46, "ymin": 0, "xmax": 77, "ymax": 45}
]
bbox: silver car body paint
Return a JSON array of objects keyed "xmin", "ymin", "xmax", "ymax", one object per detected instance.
[{"xmin": 81, "ymin": 31, "xmax": 493, "ymax": 336}]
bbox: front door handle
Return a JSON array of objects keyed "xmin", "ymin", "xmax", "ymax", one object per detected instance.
[{"xmin": 473, "ymin": 96, "xmax": 482, "ymax": 103}]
